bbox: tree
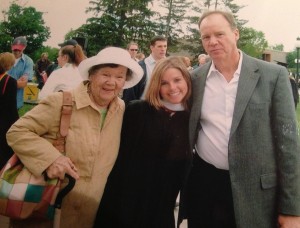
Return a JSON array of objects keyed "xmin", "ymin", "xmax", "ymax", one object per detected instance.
[
  {"xmin": 157, "ymin": 0, "xmax": 193, "ymax": 52},
  {"xmin": 238, "ymin": 27, "xmax": 268, "ymax": 58},
  {"xmin": 67, "ymin": 0, "xmax": 158, "ymax": 56},
  {"xmin": 0, "ymin": 2, "xmax": 50, "ymax": 57},
  {"xmin": 269, "ymin": 44, "xmax": 284, "ymax": 51},
  {"xmin": 287, "ymin": 50, "xmax": 297, "ymax": 69}
]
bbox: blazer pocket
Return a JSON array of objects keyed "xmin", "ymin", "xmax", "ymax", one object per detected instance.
[{"xmin": 260, "ymin": 173, "xmax": 277, "ymax": 189}]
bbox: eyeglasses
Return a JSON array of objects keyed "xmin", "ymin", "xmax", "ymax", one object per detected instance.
[{"xmin": 130, "ymin": 49, "xmax": 138, "ymax": 51}]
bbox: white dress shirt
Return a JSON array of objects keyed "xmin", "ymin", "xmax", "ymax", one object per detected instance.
[
  {"xmin": 196, "ymin": 52, "xmax": 243, "ymax": 170},
  {"xmin": 141, "ymin": 54, "xmax": 157, "ymax": 98}
]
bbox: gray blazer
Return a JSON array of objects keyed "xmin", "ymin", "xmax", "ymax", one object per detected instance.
[{"xmin": 189, "ymin": 53, "xmax": 300, "ymax": 227}]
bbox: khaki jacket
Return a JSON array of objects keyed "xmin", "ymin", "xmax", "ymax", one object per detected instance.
[{"xmin": 7, "ymin": 82, "xmax": 125, "ymax": 228}]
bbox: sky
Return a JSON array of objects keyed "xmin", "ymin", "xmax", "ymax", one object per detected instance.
[{"xmin": 1, "ymin": 0, "xmax": 300, "ymax": 52}]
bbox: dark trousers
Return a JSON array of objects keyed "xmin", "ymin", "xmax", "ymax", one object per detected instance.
[{"xmin": 186, "ymin": 153, "xmax": 236, "ymax": 228}]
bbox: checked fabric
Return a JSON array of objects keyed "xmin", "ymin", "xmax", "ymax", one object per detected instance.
[{"xmin": 0, "ymin": 154, "xmax": 61, "ymax": 220}]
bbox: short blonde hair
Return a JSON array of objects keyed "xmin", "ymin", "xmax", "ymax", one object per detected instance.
[
  {"xmin": 144, "ymin": 56, "xmax": 191, "ymax": 110},
  {"xmin": 0, "ymin": 52, "xmax": 15, "ymax": 74}
]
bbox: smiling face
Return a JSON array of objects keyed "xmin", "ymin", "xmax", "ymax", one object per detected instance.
[
  {"xmin": 89, "ymin": 65, "xmax": 127, "ymax": 107},
  {"xmin": 199, "ymin": 13, "xmax": 239, "ymax": 63},
  {"xmin": 159, "ymin": 68, "xmax": 188, "ymax": 104}
]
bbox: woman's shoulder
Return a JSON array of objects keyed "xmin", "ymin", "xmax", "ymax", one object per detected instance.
[
  {"xmin": 125, "ymin": 100, "xmax": 152, "ymax": 116},
  {"xmin": 127, "ymin": 100, "xmax": 151, "ymax": 110}
]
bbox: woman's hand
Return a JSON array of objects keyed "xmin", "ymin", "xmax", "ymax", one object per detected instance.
[{"xmin": 46, "ymin": 155, "xmax": 80, "ymax": 180}]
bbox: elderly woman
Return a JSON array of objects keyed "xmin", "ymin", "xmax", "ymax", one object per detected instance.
[
  {"xmin": 38, "ymin": 44, "xmax": 86, "ymax": 99},
  {"xmin": 6, "ymin": 47, "xmax": 143, "ymax": 228}
]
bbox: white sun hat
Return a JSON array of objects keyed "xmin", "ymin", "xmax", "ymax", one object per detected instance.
[{"xmin": 78, "ymin": 47, "xmax": 143, "ymax": 89}]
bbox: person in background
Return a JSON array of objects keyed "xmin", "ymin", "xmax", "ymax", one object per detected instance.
[
  {"xmin": 122, "ymin": 36, "xmax": 168, "ymax": 105},
  {"xmin": 183, "ymin": 10, "xmax": 300, "ymax": 228},
  {"xmin": 45, "ymin": 57, "xmax": 60, "ymax": 79},
  {"xmin": 94, "ymin": 56, "xmax": 192, "ymax": 228},
  {"xmin": 38, "ymin": 44, "xmax": 86, "ymax": 100},
  {"xmin": 0, "ymin": 52, "xmax": 18, "ymax": 169},
  {"xmin": 289, "ymin": 73, "xmax": 299, "ymax": 108},
  {"xmin": 58, "ymin": 39, "xmax": 78, "ymax": 48},
  {"xmin": 192, "ymin": 53, "xmax": 207, "ymax": 69},
  {"xmin": 7, "ymin": 47, "xmax": 143, "ymax": 228},
  {"xmin": 127, "ymin": 42, "xmax": 139, "ymax": 61},
  {"xmin": 35, "ymin": 52, "xmax": 51, "ymax": 89},
  {"xmin": 183, "ymin": 56, "xmax": 193, "ymax": 71},
  {"xmin": 8, "ymin": 36, "xmax": 34, "ymax": 109}
]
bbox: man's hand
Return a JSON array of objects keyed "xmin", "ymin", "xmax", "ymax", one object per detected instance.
[
  {"xmin": 46, "ymin": 155, "xmax": 80, "ymax": 180},
  {"xmin": 278, "ymin": 214, "xmax": 300, "ymax": 228},
  {"xmin": 17, "ymin": 75, "xmax": 28, "ymax": 88}
]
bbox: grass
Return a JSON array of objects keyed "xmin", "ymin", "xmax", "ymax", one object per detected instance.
[{"xmin": 18, "ymin": 103, "xmax": 37, "ymax": 117}]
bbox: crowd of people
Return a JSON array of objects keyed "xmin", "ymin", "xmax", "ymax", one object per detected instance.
[{"xmin": 1, "ymin": 9, "xmax": 300, "ymax": 228}]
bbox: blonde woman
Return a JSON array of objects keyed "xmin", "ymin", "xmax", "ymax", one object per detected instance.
[{"xmin": 95, "ymin": 56, "xmax": 192, "ymax": 228}]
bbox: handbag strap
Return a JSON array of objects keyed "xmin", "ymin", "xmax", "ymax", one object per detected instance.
[
  {"xmin": 53, "ymin": 91, "xmax": 73, "ymax": 153},
  {"xmin": 60, "ymin": 91, "xmax": 73, "ymax": 137},
  {"xmin": 1, "ymin": 74, "xmax": 9, "ymax": 95}
]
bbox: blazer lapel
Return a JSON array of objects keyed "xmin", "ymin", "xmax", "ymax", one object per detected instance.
[
  {"xmin": 230, "ymin": 54, "xmax": 260, "ymax": 137},
  {"xmin": 189, "ymin": 65, "xmax": 210, "ymax": 147}
]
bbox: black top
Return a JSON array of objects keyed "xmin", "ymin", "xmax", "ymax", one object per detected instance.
[
  {"xmin": 122, "ymin": 60, "xmax": 147, "ymax": 105},
  {"xmin": 94, "ymin": 100, "xmax": 191, "ymax": 228},
  {"xmin": 0, "ymin": 74, "xmax": 19, "ymax": 168}
]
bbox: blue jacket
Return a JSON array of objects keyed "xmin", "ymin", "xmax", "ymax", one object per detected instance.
[{"xmin": 8, "ymin": 53, "xmax": 34, "ymax": 109}]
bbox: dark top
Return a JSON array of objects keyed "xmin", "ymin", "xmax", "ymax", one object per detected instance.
[
  {"xmin": 94, "ymin": 100, "xmax": 191, "ymax": 228},
  {"xmin": 0, "ymin": 74, "xmax": 19, "ymax": 169},
  {"xmin": 289, "ymin": 77, "xmax": 299, "ymax": 107},
  {"xmin": 122, "ymin": 60, "xmax": 147, "ymax": 105}
]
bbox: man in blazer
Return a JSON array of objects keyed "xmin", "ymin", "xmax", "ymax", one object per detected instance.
[{"xmin": 185, "ymin": 10, "xmax": 300, "ymax": 228}]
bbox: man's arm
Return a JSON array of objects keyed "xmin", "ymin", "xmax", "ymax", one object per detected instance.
[
  {"xmin": 16, "ymin": 75, "xmax": 28, "ymax": 88},
  {"xmin": 272, "ymin": 66, "xmax": 300, "ymax": 218}
]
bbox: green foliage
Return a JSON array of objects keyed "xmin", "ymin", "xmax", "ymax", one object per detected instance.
[
  {"xmin": 0, "ymin": 2, "xmax": 50, "ymax": 57},
  {"xmin": 238, "ymin": 27, "xmax": 268, "ymax": 58},
  {"xmin": 18, "ymin": 103, "xmax": 36, "ymax": 117},
  {"xmin": 1, "ymin": 0, "xmax": 271, "ymax": 62},
  {"xmin": 157, "ymin": 0, "xmax": 193, "ymax": 52},
  {"xmin": 66, "ymin": 0, "xmax": 158, "ymax": 56},
  {"xmin": 270, "ymin": 44, "xmax": 284, "ymax": 51},
  {"xmin": 287, "ymin": 50, "xmax": 298, "ymax": 69},
  {"xmin": 31, "ymin": 46, "xmax": 59, "ymax": 63}
]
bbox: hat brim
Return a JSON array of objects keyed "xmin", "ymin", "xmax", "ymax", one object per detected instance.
[
  {"xmin": 78, "ymin": 47, "xmax": 143, "ymax": 89},
  {"xmin": 12, "ymin": 44, "xmax": 25, "ymax": 51}
]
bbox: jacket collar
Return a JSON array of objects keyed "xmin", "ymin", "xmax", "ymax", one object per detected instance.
[{"xmin": 72, "ymin": 81, "xmax": 125, "ymax": 113}]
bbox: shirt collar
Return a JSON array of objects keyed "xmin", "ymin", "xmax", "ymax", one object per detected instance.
[
  {"xmin": 73, "ymin": 81, "xmax": 124, "ymax": 113},
  {"xmin": 146, "ymin": 54, "xmax": 157, "ymax": 65},
  {"xmin": 207, "ymin": 50, "xmax": 243, "ymax": 78}
]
